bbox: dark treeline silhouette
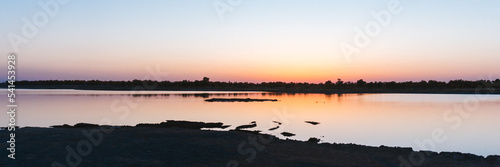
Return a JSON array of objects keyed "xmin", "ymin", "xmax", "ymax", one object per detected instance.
[{"xmin": 3, "ymin": 77, "xmax": 500, "ymax": 94}]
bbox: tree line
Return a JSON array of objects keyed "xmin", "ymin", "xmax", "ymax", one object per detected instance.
[{"xmin": 4, "ymin": 77, "xmax": 500, "ymax": 93}]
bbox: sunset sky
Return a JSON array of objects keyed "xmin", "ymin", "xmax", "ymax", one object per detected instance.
[{"xmin": 1, "ymin": 0, "xmax": 499, "ymax": 83}]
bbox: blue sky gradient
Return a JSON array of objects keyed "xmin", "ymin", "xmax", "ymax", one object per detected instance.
[{"xmin": 1, "ymin": 0, "xmax": 499, "ymax": 82}]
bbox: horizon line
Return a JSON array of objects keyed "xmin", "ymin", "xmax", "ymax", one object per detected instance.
[{"xmin": 5, "ymin": 78, "xmax": 500, "ymax": 85}]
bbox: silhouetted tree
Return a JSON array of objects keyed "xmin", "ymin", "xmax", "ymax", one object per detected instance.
[
  {"xmin": 203, "ymin": 77, "xmax": 210, "ymax": 82},
  {"xmin": 356, "ymin": 79, "xmax": 366, "ymax": 88},
  {"xmin": 336, "ymin": 78, "xmax": 343, "ymax": 86}
]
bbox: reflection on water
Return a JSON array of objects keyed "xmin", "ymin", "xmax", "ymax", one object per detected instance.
[
  {"xmin": 9, "ymin": 89, "xmax": 260, "ymax": 98},
  {"xmin": 1, "ymin": 89, "xmax": 499, "ymax": 156}
]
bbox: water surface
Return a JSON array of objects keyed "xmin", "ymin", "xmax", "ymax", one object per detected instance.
[{"xmin": 1, "ymin": 89, "xmax": 499, "ymax": 156}]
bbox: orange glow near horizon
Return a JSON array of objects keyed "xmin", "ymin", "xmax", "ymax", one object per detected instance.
[{"xmin": 2, "ymin": 1, "xmax": 500, "ymax": 82}]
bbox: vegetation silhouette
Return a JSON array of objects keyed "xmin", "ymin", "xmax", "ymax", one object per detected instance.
[{"xmin": 5, "ymin": 77, "xmax": 500, "ymax": 94}]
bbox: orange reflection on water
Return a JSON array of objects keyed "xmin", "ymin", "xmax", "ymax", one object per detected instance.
[{"xmin": 2, "ymin": 90, "xmax": 500, "ymax": 156}]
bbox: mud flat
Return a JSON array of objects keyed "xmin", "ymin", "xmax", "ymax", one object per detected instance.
[{"xmin": 205, "ymin": 98, "xmax": 278, "ymax": 102}]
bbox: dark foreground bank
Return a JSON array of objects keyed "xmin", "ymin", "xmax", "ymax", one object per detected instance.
[{"xmin": 1, "ymin": 123, "xmax": 499, "ymax": 167}]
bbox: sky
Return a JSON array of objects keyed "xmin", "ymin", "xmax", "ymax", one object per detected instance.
[{"xmin": 1, "ymin": 0, "xmax": 499, "ymax": 83}]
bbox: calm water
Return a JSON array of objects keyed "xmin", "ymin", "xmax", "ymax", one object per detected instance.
[{"xmin": 2, "ymin": 89, "xmax": 500, "ymax": 156}]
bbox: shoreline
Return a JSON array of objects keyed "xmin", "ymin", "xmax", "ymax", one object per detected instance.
[
  {"xmin": 2, "ymin": 121, "xmax": 499, "ymax": 166},
  {"xmin": 6, "ymin": 124, "xmax": 500, "ymax": 157},
  {"xmin": 3, "ymin": 87, "xmax": 500, "ymax": 95}
]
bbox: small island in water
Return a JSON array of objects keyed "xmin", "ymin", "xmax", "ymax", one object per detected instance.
[{"xmin": 205, "ymin": 98, "xmax": 278, "ymax": 102}]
